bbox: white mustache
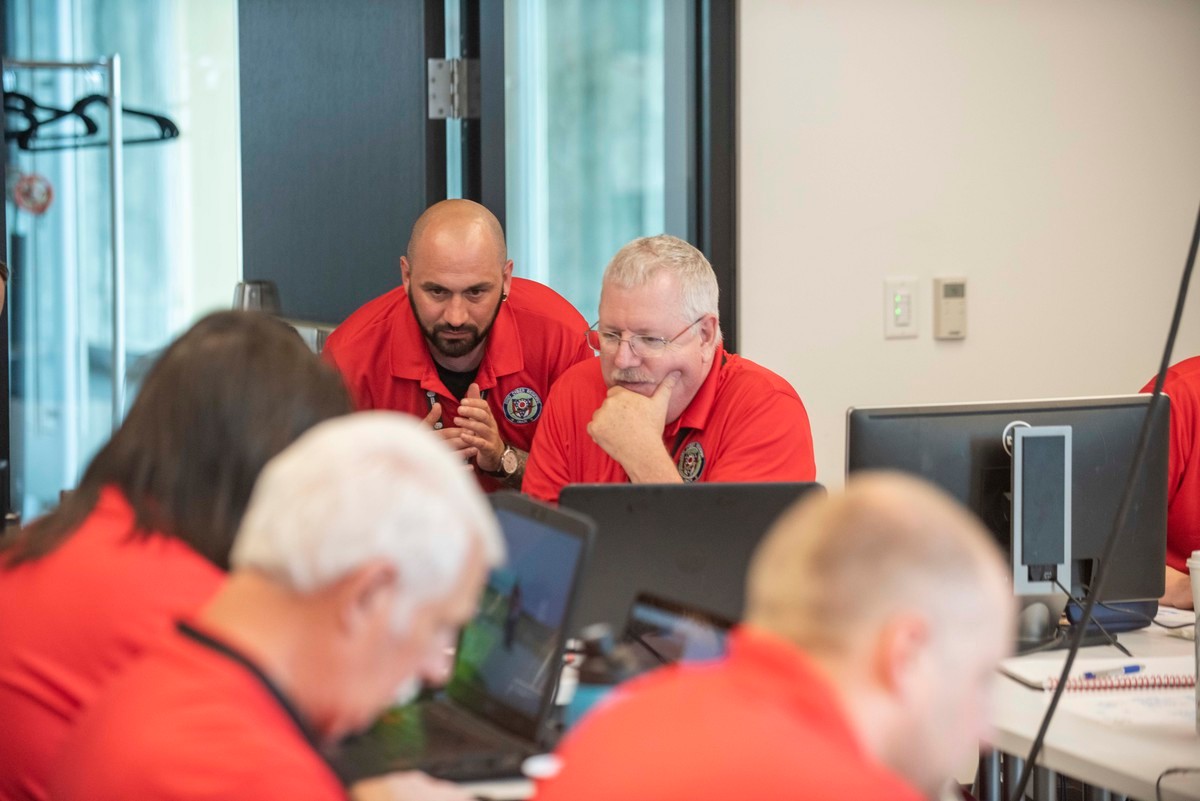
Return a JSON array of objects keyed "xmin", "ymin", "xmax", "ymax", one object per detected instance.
[{"xmin": 610, "ymin": 368, "xmax": 656, "ymax": 384}]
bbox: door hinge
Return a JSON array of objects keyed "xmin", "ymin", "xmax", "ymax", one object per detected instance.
[{"xmin": 427, "ymin": 58, "xmax": 479, "ymax": 120}]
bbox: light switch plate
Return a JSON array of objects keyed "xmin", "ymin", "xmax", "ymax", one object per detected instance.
[{"xmin": 884, "ymin": 277, "xmax": 918, "ymax": 339}]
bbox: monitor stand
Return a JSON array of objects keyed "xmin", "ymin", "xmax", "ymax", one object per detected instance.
[
  {"xmin": 1014, "ymin": 593, "xmax": 1068, "ymax": 654},
  {"xmin": 1014, "ymin": 594, "xmax": 1151, "ymax": 655}
]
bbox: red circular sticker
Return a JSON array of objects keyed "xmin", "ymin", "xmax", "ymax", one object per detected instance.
[{"xmin": 13, "ymin": 172, "xmax": 54, "ymax": 215}]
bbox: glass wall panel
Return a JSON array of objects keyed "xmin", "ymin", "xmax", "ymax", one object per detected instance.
[
  {"xmin": 5, "ymin": 0, "xmax": 240, "ymax": 517},
  {"xmin": 504, "ymin": 0, "xmax": 690, "ymax": 322}
]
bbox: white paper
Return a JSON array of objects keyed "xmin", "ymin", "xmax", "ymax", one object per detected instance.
[{"xmin": 1061, "ymin": 689, "xmax": 1196, "ymax": 735}]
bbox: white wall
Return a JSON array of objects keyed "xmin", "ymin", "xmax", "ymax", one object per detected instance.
[{"xmin": 739, "ymin": 0, "xmax": 1200, "ymax": 488}]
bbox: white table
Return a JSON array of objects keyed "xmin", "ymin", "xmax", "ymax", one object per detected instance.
[{"xmin": 989, "ymin": 623, "xmax": 1200, "ymax": 800}]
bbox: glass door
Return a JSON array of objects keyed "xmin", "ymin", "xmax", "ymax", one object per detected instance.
[{"xmin": 502, "ymin": 0, "xmax": 693, "ymax": 323}]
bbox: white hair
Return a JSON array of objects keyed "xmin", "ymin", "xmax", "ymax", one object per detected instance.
[
  {"xmin": 603, "ymin": 234, "xmax": 722, "ymax": 341},
  {"xmin": 230, "ymin": 411, "xmax": 504, "ymax": 631}
]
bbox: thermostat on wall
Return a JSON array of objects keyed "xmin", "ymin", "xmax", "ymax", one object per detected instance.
[{"xmin": 933, "ymin": 277, "xmax": 966, "ymax": 340}]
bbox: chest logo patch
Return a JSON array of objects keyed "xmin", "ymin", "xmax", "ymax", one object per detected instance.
[
  {"xmin": 677, "ymin": 441, "xmax": 706, "ymax": 482},
  {"xmin": 502, "ymin": 386, "xmax": 543, "ymax": 424}
]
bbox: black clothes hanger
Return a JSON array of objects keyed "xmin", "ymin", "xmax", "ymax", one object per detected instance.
[
  {"xmin": 3, "ymin": 91, "xmax": 95, "ymax": 148},
  {"xmin": 3, "ymin": 91, "xmax": 178, "ymax": 151}
]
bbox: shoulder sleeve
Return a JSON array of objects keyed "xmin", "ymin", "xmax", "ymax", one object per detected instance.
[
  {"xmin": 319, "ymin": 341, "xmax": 368, "ymax": 411},
  {"xmin": 524, "ymin": 376, "xmax": 578, "ymax": 504},
  {"xmin": 514, "ymin": 278, "xmax": 594, "ymax": 382},
  {"xmin": 1145, "ymin": 367, "xmax": 1194, "ymax": 506},
  {"xmin": 705, "ymin": 385, "xmax": 816, "ymax": 484}
]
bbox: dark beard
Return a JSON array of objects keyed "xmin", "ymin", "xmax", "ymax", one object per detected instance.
[{"xmin": 409, "ymin": 291, "xmax": 502, "ymax": 360}]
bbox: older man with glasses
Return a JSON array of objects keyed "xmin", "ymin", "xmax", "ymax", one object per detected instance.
[{"xmin": 523, "ymin": 234, "xmax": 816, "ymax": 503}]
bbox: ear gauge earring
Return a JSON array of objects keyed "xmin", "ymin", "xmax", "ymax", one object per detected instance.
[{"xmin": 501, "ymin": 293, "xmax": 509, "ymax": 301}]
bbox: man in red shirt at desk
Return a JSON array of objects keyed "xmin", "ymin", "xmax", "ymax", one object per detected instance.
[
  {"xmin": 534, "ymin": 472, "xmax": 1015, "ymax": 801},
  {"xmin": 1142, "ymin": 357, "xmax": 1200, "ymax": 609},
  {"xmin": 523, "ymin": 234, "xmax": 816, "ymax": 503}
]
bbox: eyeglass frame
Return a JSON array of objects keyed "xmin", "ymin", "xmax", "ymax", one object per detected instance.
[{"xmin": 585, "ymin": 316, "xmax": 707, "ymax": 357}]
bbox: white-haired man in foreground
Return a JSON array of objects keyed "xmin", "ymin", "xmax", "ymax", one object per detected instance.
[
  {"xmin": 51, "ymin": 413, "xmax": 505, "ymax": 801},
  {"xmin": 535, "ymin": 472, "xmax": 1014, "ymax": 801}
]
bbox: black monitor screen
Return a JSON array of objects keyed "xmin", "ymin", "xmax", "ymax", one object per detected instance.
[
  {"xmin": 1021, "ymin": 434, "xmax": 1067, "ymax": 568},
  {"xmin": 558, "ymin": 482, "xmax": 824, "ymax": 635},
  {"xmin": 846, "ymin": 395, "xmax": 1167, "ymax": 601}
]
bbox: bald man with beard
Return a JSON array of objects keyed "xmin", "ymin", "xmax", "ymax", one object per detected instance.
[{"xmin": 324, "ymin": 200, "xmax": 592, "ymax": 492}]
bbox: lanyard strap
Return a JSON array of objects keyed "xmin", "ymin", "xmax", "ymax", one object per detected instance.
[
  {"xmin": 426, "ymin": 388, "xmax": 490, "ymax": 414},
  {"xmin": 176, "ymin": 621, "xmax": 325, "ymax": 756}
]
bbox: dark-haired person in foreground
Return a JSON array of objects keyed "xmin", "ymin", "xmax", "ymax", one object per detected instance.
[
  {"xmin": 534, "ymin": 473, "xmax": 1014, "ymax": 801},
  {"xmin": 0, "ymin": 311, "xmax": 353, "ymax": 801},
  {"xmin": 52, "ymin": 414, "xmax": 503, "ymax": 801}
]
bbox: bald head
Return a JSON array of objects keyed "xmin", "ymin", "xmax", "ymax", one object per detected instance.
[
  {"xmin": 406, "ymin": 199, "xmax": 507, "ymax": 265},
  {"xmin": 400, "ymin": 201, "xmax": 514, "ymax": 369},
  {"xmin": 746, "ymin": 471, "xmax": 1011, "ymax": 654}
]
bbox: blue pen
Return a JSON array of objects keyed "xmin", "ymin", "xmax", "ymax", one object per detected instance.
[{"xmin": 1083, "ymin": 664, "xmax": 1145, "ymax": 680}]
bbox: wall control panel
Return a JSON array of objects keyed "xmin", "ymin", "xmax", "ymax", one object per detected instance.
[
  {"xmin": 933, "ymin": 277, "xmax": 966, "ymax": 340},
  {"xmin": 884, "ymin": 277, "xmax": 918, "ymax": 339}
]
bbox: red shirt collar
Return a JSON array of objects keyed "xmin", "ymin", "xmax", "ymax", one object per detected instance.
[
  {"xmin": 388, "ymin": 289, "xmax": 525, "ymax": 392},
  {"xmin": 664, "ymin": 345, "xmax": 727, "ymax": 436},
  {"xmin": 95, "ymin": 484, "xmax": 132, "ymax": 517}
]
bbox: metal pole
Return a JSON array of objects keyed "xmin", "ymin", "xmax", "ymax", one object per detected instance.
[
  {"xmin": 1003, "ymin": 754, "xmax": 1027, "ymax": 800},
  {"xmin": 977, "ymin": 751, "xmax": 1003, "ymax": 801},
  {"xmin": 1033, "ymin": 766, "xmax": 1058, "ymax": 801},
  {"xmin": 2, "ymin": 58, "xmax": 108, "ymax": 70},
  {"xmin": 104, "ymin": 55, "xmax": 125, "ymax": 430}
]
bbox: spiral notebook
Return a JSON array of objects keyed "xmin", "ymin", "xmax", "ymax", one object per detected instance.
[{"xmin": 1000, "ymin": 655, "xmax": 1196, "ymax": 691}]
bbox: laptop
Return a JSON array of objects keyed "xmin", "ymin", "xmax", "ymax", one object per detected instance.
[
  {"xmin": 621, "ymin": 592, "xmax": 736, "ymax": 673},
  {"xmin": 331, "ymin": 492, "xmax": 594, "ymax": 783},
  {"xmin": 558, "ymin": 482, "xmax": 822, "ymax": 636}
]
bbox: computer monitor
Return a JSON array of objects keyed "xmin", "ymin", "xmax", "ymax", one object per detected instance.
[
  {"xmin": 846, "ymin": 394, "xmax": 1168, "ymax": 604},
  {"xmin": 558, "ymin": 482, "xmax": 823, "ymax": 637}
]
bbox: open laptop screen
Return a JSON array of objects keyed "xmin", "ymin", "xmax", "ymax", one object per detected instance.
[
  {"xmin": 623, "ymin": 593, "xmax": 734, "ymax": 671},
  {"xmin": 446, "ymin": 495, "xmax": 591, "ymax": 737}
]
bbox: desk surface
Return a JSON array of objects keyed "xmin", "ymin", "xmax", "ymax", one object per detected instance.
[{"xmin": 992, "ymin": 621, "xmax": 1200, "ymax": 800}]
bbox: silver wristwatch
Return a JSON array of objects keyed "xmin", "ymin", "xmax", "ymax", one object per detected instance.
[{"xmin": 486, "ymin": 444, "xmax": 519, "ymax": 479}]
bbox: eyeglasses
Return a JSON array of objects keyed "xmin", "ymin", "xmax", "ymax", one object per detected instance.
[{"xmin": 585, "ymin": 317, "xmax": 705, "ymax": 357}]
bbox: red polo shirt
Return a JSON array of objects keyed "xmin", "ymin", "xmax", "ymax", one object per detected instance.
[
  {"xmin": 0, "ymin": 488, "xmax": 223, "ymax": 801},
  {"xmin": 523, "ymin": 347, "xmax": 817, "ymax": 503},
  {"xmin": 1142, "ymin": 356, "xmax": 1200, "ymax": 572},
  {"xmin": 534, "ymin": 627, "xmax": 926, "ymax": 801},
  {"xmin": 323, "ymin": 277, "xmax": 592, "ymax": 491},
  {"xmin": 50, "ymin": 624, "xmax": 346, "ymax": 801}
]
